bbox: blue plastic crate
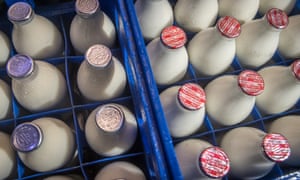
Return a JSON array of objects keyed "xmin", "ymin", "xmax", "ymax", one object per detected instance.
[
  {"xmin": 126, "ymin": 0, "xmax": 300, "ymax": 179},
  {"xmin": 0, "ymin": 0, "xmax": 170, "ymax": 179}
]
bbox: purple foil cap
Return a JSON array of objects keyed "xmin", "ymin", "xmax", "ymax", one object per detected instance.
[
  {"xmin": 11, "ymin": 123, "xmax": 43, "ymax": 152},
  {"xmin": 7, "ymin": 54, "xmax": 34, "ymax": 78},
  {"xmin": 85, "ymin": 44, "xmax": 112, "ymax": 68},
  {"xmin": 95, "ymin": 104, "xmax": 124, "ymax": 133},
  {"xmin": 8, "ymin": 2, "xmax": 33, "ymax": 22},
  {"xmin": 75, "ymin": 0, "xmax": 99, "ymax": 16}
]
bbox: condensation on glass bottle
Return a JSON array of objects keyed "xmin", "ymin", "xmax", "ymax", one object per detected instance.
[
  {"xmin": 6, "ymin": 54, "xmax": 67, "ymax": 112},
  {"xmin": 94, "ymin": 161, "xmax": 146, "ymax": 180},
  {"xmin": 11, "ymin": 117, "xmax": 76, "ymax": 172},
  {"xmin": 76, "ymin": 44, "xmax": 127, "ymax": 102},
  {"xmin": 8, "ymin": 2, "xmax": 63, "ymax": 59},
  {"xmin": 85, "ymin": 103, "xmax": 137, "ymax": 157},
  {"xmin": 0, "ymin": 30, "xmax": 11, "ymax": 67},
  {"xmin": 70, "ymin": 0, "xmax": 116, "ymax": 55}
]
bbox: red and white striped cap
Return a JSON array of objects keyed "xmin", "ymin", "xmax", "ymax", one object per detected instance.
[
  {"xmin": 161, "ymin": 26, "xmax": 187, "ymax": 49},
  {"xmin": 238, "ymin": 70, "xmax": 265, "ymax": 96},
  {"xmin": 263, "ymin": 133, "xmax": 291, "ymax": 162},
  {"xmin": 266, "ymin": 8, "xmax": 289, "ymax": 29},
  {"xmin": 217, "ymin": 16, "xmax": 241, "ymax": 38},
  {"xmin": 178, "ymin": 83, "xmax": 206, "ymax": 110},
  {"xmin": 292, "ymin": 60, "xmax": 300, "ymax": 80}
]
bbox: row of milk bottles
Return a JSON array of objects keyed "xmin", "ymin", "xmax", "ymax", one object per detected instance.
[
  {"xmin": 0, "ymin": 1, "xmax": 128, "ymax": 119},
  {"xmin": 169, "ymin": 114, "xmax": 300, "ymax": 179},
  {"xmin": 0, "ymin": 0, "xmax": 117, "ymax": 66},
  {"xmin": 135, "ymin": 0, "xmax": 300, "ymax": 85},
  {"xmin": 0, "ymin": 102, "xmax": 143, "ymax": 180}
]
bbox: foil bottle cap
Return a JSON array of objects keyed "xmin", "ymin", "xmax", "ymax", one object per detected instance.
[
  {"xmin": 217, "ymin": 16, "xmax": 241, "ymax": 38},
  {"xmin": 199, "ymin": 147, "xmax": 230, "ymax": 178},
  {"xmin": 291, "ymin": 60, "xmax": 300, "ymax": 80},
  {"xmin": 8, "ymin": 2, "xmax": 33, "ymax": 23},
  {"xmin": 160, "ymin": 26, "xmax": 187, "ymax": 49},
  {"xmin": 266, "ymin": 8, "xmax": 289, "ymax": 29},
  {"xmin": 263, "ymin": 133, "xmax": 291, "ymax": 162},
  {"xmin": 238, "ymin": 70, "xmax": 265, "ymax": 96},
  {"xmin": 95, "ymin": 104, "xmax": 124, "ymax": 133},
  {"xmin": 85, "ymin": 44, "xmax": 112, "ymax": 68},
  {"xmin": 7, "ymin": 54, "xmax": 34, "ymax": 79},
  {"xmin": 178, "ymin": 83, "xmax": 206, "ymax": 110},
  {"xmin": 75, "ymin": 0, "xmax": 99, "ymax": 16},
  {"xmin": 11, "ymin": 122, "xmax": 43, "ymax": 152}
]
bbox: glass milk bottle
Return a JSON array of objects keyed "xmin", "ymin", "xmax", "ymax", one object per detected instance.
[
  {"xmin": 218, "ymin": 0, "xmax": 259, "ymax": 24},
  {"xmin": 134, "ymin": 0, "xmax": 173, "ymax": 42},
  {"xmin": 8, "ymin": 2, "xmax": 63, "ymax": 59},
  {"xmin": 159, "ymin": 83, "xmax": 206, "ymax": 138},
  {"xmin": 0, "ymin": 30, "xmax": 10, "ymax": 66},
  {"xmin": 11, "ymin": 117, "xmax": 76, "ymax": 172},
  {"xmin": 256, "ymin": 60, "xmax": 300, "ymax": 114},
  {"xmin": 85, "ymin": 103, "xmax": 137, "ymax": 157},
  {"xmin": 221, "ymin": 127, "xmax": 291, "ymax": 179},
  {"xmin": 174, "ymin": 0, "xmax": 218, "ymax": 33},
  {"xmin": 188, "ymin": 16, "xmax": 241, "ymax": 76},
  {"xmin": 269, "ymin": 115, "xmax": 300, "ymax": 166},
  {"xmin": 0, "ymin": 79, "xmax": 12, "ymax": 120},
  {"xmin": 259, "ymin": 0, "xmax": 297, "ymax": 15},
  {"xmin": 6, "ymin": 54, "xmax": 67, "ymax": 112},
  {"xmin": 279, "ymin": 15, "xmax": 300, "ymax": 59},
  {"xmin": 205, "ymin": 70, "xmax": 264, "ymax": 126},
  {"xmin": 70, "ymin": 0, "xmax": 116, "ymax": 55},
  {"xmin": 236, "ymin": 8, "xmax": 289, "ymax": 68},
  {"xmin": 95, "ymin": 161, "xmax": 146, "ymax": 180},
  {"xmin": 147, "ymin": 26, "xmax": 188, "ymax": 85},
  {"xmin": 77, "ymin": 44, "xmax": 127, "ymax": 102},
  {"xmin": 175, "ymin": 139, "xmax": 230, "ymax": 180},
  {"xmin": 44, "ymin": 175, "xmax": 83, "ymax": 180},
  {"xmin": 0, "ymin": 131, "xmax": 16, "ymax": 180}
]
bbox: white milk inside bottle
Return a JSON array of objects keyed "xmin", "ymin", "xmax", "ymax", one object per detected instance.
[
  {"xmin": 269, "ymin": 115, "xmax": 300, "ymax": 166},
  {"xmin": 0, "ymin": 79, "xmax": 12, "ymax": 120},
  {"xmin": 279, "ymin": 15, "xmax": 300, "ymax": 59},
  {"xmin": 174, "ymin": 0, "xmax": 218, "ymax": 32},
  {"xmin": 6, "ymin": 54, "xmax": 67, "ymax": 112},
  {"xmin": 256, "ymin": 60, "xmax": 300, "ymax": 114},
  {"xmin": 236, "ymin": 8, "xmax": 289, "ymax": 68},
  {"xmin": 11, "ymin": 117, "xmax": 76, "ymax": 172},
  {"xmin": 221, "ymin": 127, "xmax": 291, "ymax": 179},
  {"xmin": 175, "ymin": 139, "xmax": 230, "ymax": 180},
  {"xmin": 147, "ymin": 26, "xmax": 188, "ymax": 85},
  {"xmin": 85, "ymin": 104, "xmax": 137, "ymax": 157},
  {"xmin": 70, "ymin": 0, "xmax": 116, "ymax": 55},
  {"xmin": 134, "ymin": 0, "xmax": 174, "ymax": 41},
  {"xmin": 259, "ymin": 0, "xmax": 297, "ymax": 15},
  {"xmin": 77, "ymin": 44, "xmax": 127, "ymax": 101},
  {"xmin": 44, "ymin": 175, "xmax": 83, "ymax": 180},
  {"xmin": 205, "ymin": 70, "xmax": 264, "ymax": 126},
  {"xmin": 218, "ymin": 0, "xmax": 259, "ymax": 24},
  {"xmin": 0, "ymin": 131, "xmax": 16, "ymax": 179},
  {"xmin": 8, "ymin": 2, "xmax": 63, "ymax": 59},
  {"xmin": 159, "ymin": 83, "xmax": 206, "ymax": 138},
  {"xmin": 95, "ymin": 161, "xmax": 146, "ymax": 180},
  {"xmin": 188, "ymin": 16, "xmax": 241, "ymax": 76},
  {"xmin": 0, "ymin": 30, "xmax": 10, "ymax": 66}
]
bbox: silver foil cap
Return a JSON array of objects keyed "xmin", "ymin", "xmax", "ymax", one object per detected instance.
[
  {"xmin": 85, "ymin": 44, "xmax": 112, "ymax": 68},
  {"xmin": 8, "ymin": 2, "xmax": 33, "ymax": 23},
  {"xmin": 75, "ymin": 0, "xmax": 99, "ymax": 17},
  {"xmin": 95, "ymin": 104, "xmax": 124, "ymax": 133},
  {"xmin": 7, "ymin": 54, "xmax": 34, "ymax": 79},
  {"xmin": 11, "ymin": 122, "xmax": 43, "ymax": 152}
]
